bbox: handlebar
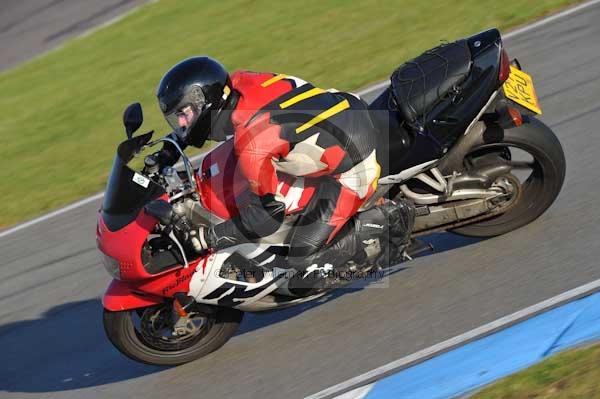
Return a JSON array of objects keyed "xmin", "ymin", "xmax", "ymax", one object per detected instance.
[{"xmin": 145, "ymin": 136, "xmax": 200, "ymax": 201}]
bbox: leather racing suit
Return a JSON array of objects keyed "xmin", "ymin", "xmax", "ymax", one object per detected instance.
[{"xmin": 158, "ymin": 70, "xmax": 413, "ymax": 284}]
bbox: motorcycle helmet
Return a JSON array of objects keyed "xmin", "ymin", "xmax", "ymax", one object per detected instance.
[{"xmin": 156, "ymin": 56, "xmax": 231, "ymax": 147}]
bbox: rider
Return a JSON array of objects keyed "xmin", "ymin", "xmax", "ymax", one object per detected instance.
[{"xmin": 153, "ymin": 56, "xmax": 415, "ymax": 289}]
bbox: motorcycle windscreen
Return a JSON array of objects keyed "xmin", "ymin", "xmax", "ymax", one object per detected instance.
[{"xmin": 102, "ymin": 132, "xmax": 165, "ymax": 231}]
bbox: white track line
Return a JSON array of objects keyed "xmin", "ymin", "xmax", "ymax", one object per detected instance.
[
  {"xmin": 2, "ymin": 0, "xmax": 598, "ymax": 239},
  {"xmin": 0, "ymin": 193, "xmax": 105, "ymax": 239},
  {"xmin": 75, "ymin": 0, "xmax": 159, "ymax": 42},
  {"xmin": 306, "ymin": 278, "xmax": 600, "ymax": 399},
  {"xmin": 502, "ymin": 0, "xmax": 600, "ymax": 40},
  {"xmin": 1, "ymin": 1, "xmax": 159, "ymax": 75}
]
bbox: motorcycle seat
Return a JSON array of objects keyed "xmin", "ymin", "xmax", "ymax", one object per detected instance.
[{"xmin": 390, "ymin": 40, "xmax": 472, "ymax": 125}]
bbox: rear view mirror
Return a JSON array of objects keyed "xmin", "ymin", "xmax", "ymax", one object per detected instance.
[{"xmin": 123, "ymin": 103, "xmax": 143, "ymax": 139}]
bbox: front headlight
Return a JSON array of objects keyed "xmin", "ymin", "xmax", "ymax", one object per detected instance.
[{"xmin": 99, "ymin": 252, "xmax": 121, "ymax": 279}]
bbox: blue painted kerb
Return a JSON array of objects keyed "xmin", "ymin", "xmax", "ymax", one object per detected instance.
[{"xmin": 361, "ymin": 290, "xmax": 600, "ymax": 398}]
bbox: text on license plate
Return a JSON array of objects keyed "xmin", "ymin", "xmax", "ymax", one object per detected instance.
[{"xmin": 503, "ymin": 66, "xmax": 542, "ymax": 115}]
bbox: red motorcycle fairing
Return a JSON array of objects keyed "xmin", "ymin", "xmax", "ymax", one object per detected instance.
[
  {"xmin": 103, "ymin": 279, "xmax": 164, "ymax": 311},
  {"xmin": 97, "ymin": 193, "xmax": 206, "ymax": 311},
  {"xmin": 97, "ymin": 204, "xmax": 163, "ymax": 281},
  {"xmin": 102, "ymin": 262, "xmax": 201, "ymax": 311}
]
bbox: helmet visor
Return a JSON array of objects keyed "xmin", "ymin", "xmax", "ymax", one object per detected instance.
[
  {"xmin": 161, "ymin": 84, "xmax": 208, "ymax": 130},
  {"xmin": 164, "ymin": 103, "xmax": 203, "ymax": 131},
  {"xmin": 164, "ymin": 109, "xmax": 184, "ymax": 131}
]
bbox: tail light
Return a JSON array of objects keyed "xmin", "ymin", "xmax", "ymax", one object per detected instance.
[
  {"xmin": 499, "ymin": 48, "xmax": 511, "ymax": 82},
  {"xmin": 498, "ymin": 106, "xmax": 523, "ymax": 128},
  {"xmin": 507, "ymin": 107, "xmax": 523, "ymax": 126}
]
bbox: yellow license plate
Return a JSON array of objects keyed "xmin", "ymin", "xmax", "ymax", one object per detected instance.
[{"xmin": 503, "ymin": 66, "xmax": 542, "ymax": 115}]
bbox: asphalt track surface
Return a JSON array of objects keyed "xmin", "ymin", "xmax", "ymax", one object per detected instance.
[
  {"xmin": 1, "ymin": 3, "xmax": 600, "ymax": 399},
  {"xmin": 0, "ymin": 0, "xmax": 148, "ymax": 72}
]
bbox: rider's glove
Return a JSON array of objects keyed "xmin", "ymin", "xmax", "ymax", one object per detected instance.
[
  {"xmin": 145, "ymin": 200, "xmax": 212, "ymax": 253},
  {"xmin": 194, "ymin": 225, "xmax": 237, "ymax": 252},
  {"xmin": 145, "ymin": 200, "xmax": 238, "ymax": 253},
  {"xmin": 170, "ymin": 213, "xmax": 212, "ymax": 254},
  {"xmin": 173, "ymin": 215, "xmax": 236, "ymax": 253},
  {"xmin": 189, "ymin": 224, "xmax": 212, "ymax": 253}
]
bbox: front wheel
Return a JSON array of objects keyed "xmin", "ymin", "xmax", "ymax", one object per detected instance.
[
  {"xmin": 103, "ymin": 303, "xmax": 243, "ymax": 366},
  {"xmin": 451, "ymin": 117, "xmax": 566, "ymax": 237}
]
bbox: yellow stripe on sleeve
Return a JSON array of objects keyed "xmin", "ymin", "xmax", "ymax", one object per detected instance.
[
  {"xmin": 279, "ymin": 87, "xmax": 325, "ymax": 109},
  {"xmin": 295, "ymin": 99, "xmax": 350, "ymax": 134},
  {"xmin": 261, "ymin": 74, "xmax": 287, "ymax": 87}
]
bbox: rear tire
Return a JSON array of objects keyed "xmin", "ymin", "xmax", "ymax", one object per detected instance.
[
  {"xmin": 103, "ymin": 304, "xmax": 243, "ymax": 366},
  {"xmin": 451, "ymin": 117, "xmax": 565, "ymax": 237}
]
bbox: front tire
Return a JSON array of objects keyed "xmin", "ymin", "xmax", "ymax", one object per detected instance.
[
  {"xmin": 451, "ymin": 117, "xmax": 566, "ymax": 237},
  {"xmin": 103, "ymin": 304, "xmax": 243, "ymax": 366}
]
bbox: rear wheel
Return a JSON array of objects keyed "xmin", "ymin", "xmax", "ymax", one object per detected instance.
[
  {"xmin": 103, "ymin": 303, "xmax": 243, "ymax": 366},
  {"xmin": 451, "ymin": 117, "xmax": 565, "ymax": 237}
]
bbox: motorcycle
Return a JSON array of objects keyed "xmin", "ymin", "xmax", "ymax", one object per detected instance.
[{"xmin": 98, "ymin": 28, "xmax": 565, "ymax": 365}]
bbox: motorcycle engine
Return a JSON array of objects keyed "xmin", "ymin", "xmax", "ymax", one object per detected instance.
[{"xmin": 171, "ymin": 198, "xmax": 223, "ymax": 227}]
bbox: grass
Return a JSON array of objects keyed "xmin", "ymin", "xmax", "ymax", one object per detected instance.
[
  {"xmin": 0, "ymin": 0, "xmax": 583, "ymax": 227},
  {"xmin": 470, "ymin": 342, "xmax": 600, "ymax": 398}
]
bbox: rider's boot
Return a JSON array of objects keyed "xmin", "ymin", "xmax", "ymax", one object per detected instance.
[
  {"xmin": 286, "ymin": 198, "xmax": 416, "ymax": 295},
  {"xmin": 376, "ymin": 198, "xmax": 416, "ymax": 267},
  {"xmin": 285, "ymin": 221, "xmax": 362, "ymax": 296},
  {"xmin": 380, "ymin": 198, "xmax": 416, "ymax": 243}
]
